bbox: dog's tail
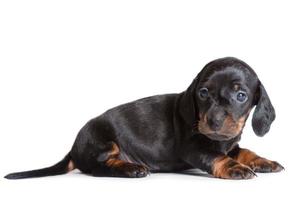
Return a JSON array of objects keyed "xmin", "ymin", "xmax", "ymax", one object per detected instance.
[{"xmin": 4, "ymin": 152, "xmax": 75, "ymax": 180}]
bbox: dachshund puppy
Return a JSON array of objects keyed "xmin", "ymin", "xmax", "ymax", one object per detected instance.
[{"xmin": 5, "ymin": 57, "xmax": 284, "ymax": 180}]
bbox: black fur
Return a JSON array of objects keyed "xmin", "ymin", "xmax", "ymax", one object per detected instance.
[{"xmin": 4, "ymin": 57, "xmax": 277, "ymax": 179}]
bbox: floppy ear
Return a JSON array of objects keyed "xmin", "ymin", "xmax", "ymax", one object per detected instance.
[
  {"xmin": 252, "ymin": 82, "xmax": 276, "ymax": 136},
  {"xmin": 179, "ymin": 77, "xmax": 199, "ymax": 127}
]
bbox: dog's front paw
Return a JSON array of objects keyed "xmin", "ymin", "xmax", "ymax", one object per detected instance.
[
  {"xmin": 249, "ymin": 158, "xmax": 284, "ymax": 173},
  {"xmin": 226, "ymin": 164, "xmax": 256, "ymax": 179},
  {"xmin": 213, "ymin": 156, "xmax": 256, "ymax": 179}
]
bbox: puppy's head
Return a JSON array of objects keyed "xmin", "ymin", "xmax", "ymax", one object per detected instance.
[{"xmin": 180, "ymin": 57, "xmax": 275, "ymax": 141}]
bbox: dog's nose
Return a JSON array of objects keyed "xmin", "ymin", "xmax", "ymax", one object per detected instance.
[
  {"xmin": 208, "ymin": 119, "xmax": 223, "ymax": 131},
  {"xmin": 207, "ymin": 105, "xmax": 226, "ymax": 131}
]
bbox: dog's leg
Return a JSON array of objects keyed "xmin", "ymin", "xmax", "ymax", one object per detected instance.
[
  {"xmin": 180, "ymin": 142, "xmax": 256, "ymax": 179},
  {"xmin": 91, "ymin": 142, "xmax": 149, "ymax": 178},
  {"xmin": 210, "ymin": 155, "xmax": 258, "ymax": 179},
  {"xmin": 228, "ymin": 146, "xmax": 284, "ymax": 173}
]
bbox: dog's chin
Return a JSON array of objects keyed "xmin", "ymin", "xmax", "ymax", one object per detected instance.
[{"xmin": 201, "ymin": 132, "xmax": 236, "ymax": 141}]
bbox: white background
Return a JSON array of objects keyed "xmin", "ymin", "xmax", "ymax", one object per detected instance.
[{"xmin": 1, "ymin": 0, "xmax": 299, "ymax": 199}]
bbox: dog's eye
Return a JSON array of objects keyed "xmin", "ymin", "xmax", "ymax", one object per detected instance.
[
  {"xmin": 199, "ymin": 88, "xmax": 209, "ymax": 99},
  {"xmin": 236, "ymin": 91, "xmax": 248, "ymax": 103}
]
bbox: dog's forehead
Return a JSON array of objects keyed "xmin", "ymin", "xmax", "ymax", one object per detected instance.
[
  {"xmin": 198, "ymin": 58, "xmax": 258, "ymax": 88},
  {"xmin": 208, "ymin": 67, "xmax": 248, "ymax": 84},
  {"xmin": 201, "ymin": 57, "xmax": 255, "ymax": 74}
]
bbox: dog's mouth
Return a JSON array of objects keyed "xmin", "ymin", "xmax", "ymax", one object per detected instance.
[{"xmin": 197, "ymin": 114, "xmax": 247, "ymax": 141}]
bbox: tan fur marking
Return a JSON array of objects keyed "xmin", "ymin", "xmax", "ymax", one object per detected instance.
[
  {"xmin": 105, "ymin": 142, "xmax": 124, "ymax": 167},
  {"xmin": 67, "ymin": 160, "xmax": 75, "ymax": 172},
  {"xmin": 221, "ymin": 115, "xmax": 246, "ymax": 135},
  {"xmin": 233, "ymin": 84, "xmax": 240, "ymax": 91},
  {"xmin": 235, "ymin": 149, "xmax": 258, "ymax": 165},
  {"xmin": 106, "ymin": 159, "xmax": 126, "ymax": 167},
  {"xmin": 212, "ymin": 156, "xmax": 232, "ymax": 178},
  {"xmin": 108, "ymin": 142, "xmax": 120, "ymax": 157}
]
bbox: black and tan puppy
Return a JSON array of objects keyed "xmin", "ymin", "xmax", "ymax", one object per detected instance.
[{"xmin": 5, "ymin": 57, "xmax": 284, "ymax": 180}]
